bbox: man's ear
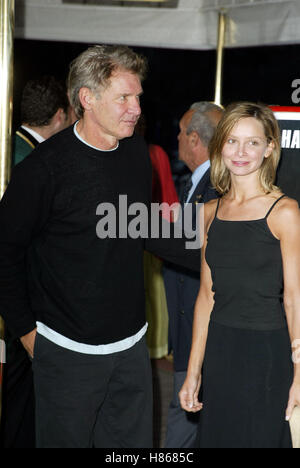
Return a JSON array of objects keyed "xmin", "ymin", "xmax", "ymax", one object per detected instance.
[
  {"xmin": 46, "ymin": 108, "xmax": 67, "ymax": 136},
  {"xmin": 78, "ymin": 87, "xmax": 94, "ymax": 112},
  {"xmin": 188, "ymin": 130, "xmax": 200, "ymax": 148},
  {"xmin": 50, "ymin": 108, "xmax": 65, "ymax": 129}
]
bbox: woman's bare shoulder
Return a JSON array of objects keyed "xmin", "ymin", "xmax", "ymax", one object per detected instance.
[
  {"xmin": 203, "ymin": 198, "xmax": 220, "ymax": 229},
  {"xmin": 204, "ymin": 198, "xmax": 219, "ymax": 210},
  {"xmin": 275, "ymin": 195, "xmax": 299, "ymax": 217},
  {"xmin": 269, "ymin": 194, "xmax": 300, "ymax": 238}
]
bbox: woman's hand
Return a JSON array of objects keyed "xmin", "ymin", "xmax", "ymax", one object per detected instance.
[
  {"xmin": 179, "ymin": 374, "xmax": 203, "ymax": 413},
  {"xmin": 286, "ymin": 381, "xmax": 300, "ymax": 421}
]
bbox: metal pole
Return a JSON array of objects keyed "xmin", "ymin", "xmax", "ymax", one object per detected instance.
[
  {"xmin": 214, "ymin": 10, "xmax": 227, "ymax": 107},
  {"xmin": 0, "ymin": 0, "xmax": 15, "ymax": 425}
]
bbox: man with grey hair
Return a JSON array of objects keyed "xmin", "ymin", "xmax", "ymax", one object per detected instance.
[
  {"xmin": 164, "ymin": 102, "xmax": 223, "ymax": 448},
  {"xmin": 0, "ymin": 42, "xmax": 204, "ymax": 448},
  {"xmin": 0, "ymin": 44, "xmax": 200, "ymax": 449}
]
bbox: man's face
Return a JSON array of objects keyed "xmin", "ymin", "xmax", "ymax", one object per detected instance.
[
  {"xmin": 178, "ymin": 110, "xmax": 194, "ymax": 166},
  {"xmin": 87, "ymin": 69, "xmax": 143, "ymax": 142}
]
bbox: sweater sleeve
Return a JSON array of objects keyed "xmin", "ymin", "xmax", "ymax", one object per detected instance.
[
  {"xmin": 0, "ymin": 156, "xmax": 53, "ymax": 338},
  {"xmin": 145, "ymin": 216, "xmax": 201, "ymax": 273}
]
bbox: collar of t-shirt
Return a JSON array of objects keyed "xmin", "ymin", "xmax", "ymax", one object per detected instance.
[
  {"xmin": 73, "ymin": 121, "xmax": 119, "ymax": 152},
  {"xmin": 186, "ymin": 159, "xmax": 210, "ymax": 203},
  {"xmin": 21, "ymin": 125, "xmax": 45, "ymax": 144}
]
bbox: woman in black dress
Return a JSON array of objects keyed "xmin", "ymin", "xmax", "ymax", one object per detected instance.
[{"xmin": 179, "ymin": 102, "xmax": 300, "ymax": 448}]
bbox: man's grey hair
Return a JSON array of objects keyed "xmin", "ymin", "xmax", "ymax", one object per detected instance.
[
  {"xmin": 186, "ymin": 101, "xmax": 223, "ymax": 147},
  {"xmin": 67, "ymin": 44, "xmax": 148, "ymax": 119}
]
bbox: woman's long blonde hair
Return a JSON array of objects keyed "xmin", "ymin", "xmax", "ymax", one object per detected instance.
[{"xmin": 209, "ymin": 102, "xmax": 281, "ymax": 195}]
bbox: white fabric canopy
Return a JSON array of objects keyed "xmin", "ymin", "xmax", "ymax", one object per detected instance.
[{"xmin": 15, "ymin": 0, "xmax": 300, "ymax": 50}]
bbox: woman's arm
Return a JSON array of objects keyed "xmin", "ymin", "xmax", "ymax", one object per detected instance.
[
  {"xmin": 269, "ymin": 198, "xmax": 300, "ymax": 421},
  {"xmin": 179, "ymin": 201, "xmax": 216, "ymax": 413}
]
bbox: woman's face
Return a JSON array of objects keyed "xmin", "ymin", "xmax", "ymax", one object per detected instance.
[{"xmin": 222, "ymin": 117, "xmax": 273, "ymax": 177}]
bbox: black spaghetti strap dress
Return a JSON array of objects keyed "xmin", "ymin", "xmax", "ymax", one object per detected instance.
[{"xmin": 195, "ymin": 195, "xmax": 293, "ymax": 448}]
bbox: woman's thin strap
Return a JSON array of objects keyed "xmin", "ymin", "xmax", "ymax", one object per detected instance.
[
  {"xmin": 265, "ymin": 194, "xmax": 286, "ymax": 219},
  {"xmin": 214, "ymin": 197, "xmax": 221, "ymax": 219}
]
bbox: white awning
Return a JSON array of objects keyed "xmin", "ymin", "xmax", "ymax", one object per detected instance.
[{"xmin": 15, "ymin": 0, "xmax": 300, "ymax": 50}]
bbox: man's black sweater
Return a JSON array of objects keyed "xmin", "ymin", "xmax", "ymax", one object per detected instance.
[{"xmin": 0, "ymin": 126, "xmax": 200, "ymax": 344}]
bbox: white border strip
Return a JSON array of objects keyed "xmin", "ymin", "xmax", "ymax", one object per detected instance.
[{"xmin": 274, "ymin": 112, "xmax": 300, "ymax": 121}]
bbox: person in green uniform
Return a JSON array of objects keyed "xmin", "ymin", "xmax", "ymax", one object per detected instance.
[{"xmin": 13, "ymin": 75, "xmax": 72, "ymax": 166}]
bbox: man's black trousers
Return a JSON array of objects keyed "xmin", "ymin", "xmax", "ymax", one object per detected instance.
[{"xmin": 32, "ymin": 333, "xmax": 153, "ymax": 448}]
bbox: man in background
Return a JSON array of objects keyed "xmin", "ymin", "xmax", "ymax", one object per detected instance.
[
  {"xmin": 13, "ymin": 75, "xmax": 71, "ymax": 166},
  {"xmin": 164, "ymin": 102, "xmax": 223, "ymax": 448}
]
